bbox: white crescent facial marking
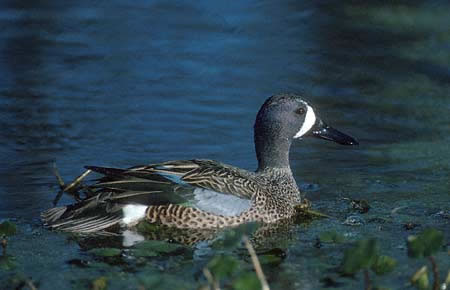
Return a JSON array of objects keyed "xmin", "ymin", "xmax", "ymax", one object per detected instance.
[{"xmin": 294, "ymin": 105, "xmax": 316, "ymax": 139}]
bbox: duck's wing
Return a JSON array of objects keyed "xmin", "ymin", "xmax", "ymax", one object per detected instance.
[
  {"xmin": 42, "ymin": 159, "xmax": 259, "ymax": 233},
  {"xmin": 87, "ymin": 159, "xmax": 258, "ymax": 200}
]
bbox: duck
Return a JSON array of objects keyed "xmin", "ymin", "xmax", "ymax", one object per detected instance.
[{"xmin": 41, "ymin": 93, "xmax": 358, "ymax": 234}]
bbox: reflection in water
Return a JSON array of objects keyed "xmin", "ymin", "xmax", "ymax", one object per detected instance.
[{"xmin": 74, "ymin": 218, "xmax": 299, "ymax": 254}]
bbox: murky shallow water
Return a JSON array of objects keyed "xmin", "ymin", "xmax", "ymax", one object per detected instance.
[{"xmin": 0, "ymin": 1, "xmax": 449, "ymax": 289}]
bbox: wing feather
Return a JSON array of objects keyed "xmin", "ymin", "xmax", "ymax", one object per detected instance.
[
  {"xmin": 87, "ymin": 159, "xmax": 258, "ymax": 199},
  {"xmin": 43, "ymin": 159, "xmax": 260, "ymax": 232}
]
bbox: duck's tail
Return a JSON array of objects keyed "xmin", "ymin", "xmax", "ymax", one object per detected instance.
[
  {"xmin": 41, "ymin": 203, "xmax": 149, "ymax": 234},
  {"xmin": 41, "ymin": 163, "xmax": 182, "ymax": 234},
  {"xmin": 41, "ymin": 206, "xmax": 67, "ymax": 224},
  {"xmin": 41, "ymin": 206, "xmax": 123, "ymax": 234}
]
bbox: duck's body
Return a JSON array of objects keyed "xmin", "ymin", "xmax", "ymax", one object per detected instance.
[{"xmin": 42, "ymin": 94, "xmax": 358, "ymax": 233}]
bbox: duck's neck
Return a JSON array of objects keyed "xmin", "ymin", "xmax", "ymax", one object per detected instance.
[{"xmin": 254, "ymin": 132, "xmax": 292, "ymax": 172}]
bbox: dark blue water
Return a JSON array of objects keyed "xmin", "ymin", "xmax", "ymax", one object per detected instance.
[{"xmin": 0, "ymin": 1, "xmax": 448, "ymax": 289}]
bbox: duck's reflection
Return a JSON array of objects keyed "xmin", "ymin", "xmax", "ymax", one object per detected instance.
[{"xmin": 73, "ymin": 211, "xmax": 315, "ymax": 255}]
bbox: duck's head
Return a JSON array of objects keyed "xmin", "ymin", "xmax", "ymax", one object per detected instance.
[{"xmin": 254, "ymin": 94, "xmax": 358, "ymax": 170}]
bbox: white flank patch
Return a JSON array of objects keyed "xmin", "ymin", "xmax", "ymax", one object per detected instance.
[
  {"xmin": 193, "ymin": 188, "xmax": 251, "ymax": 216},
  {"xmin": 122, "ymin": 230, "xmax": 145, "ymax": 247},
  {"xmin": 122, "ymin": 204, "xmax": 148, "ymax": 225},
  {"xmin": 294, "ymin": 105, "xmax": 316, "ymax": 138}
]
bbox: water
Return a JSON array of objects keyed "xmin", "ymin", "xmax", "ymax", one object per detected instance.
[{"xmin": 0, "ymin": 0, "xmax": 449, "ymax": 289}]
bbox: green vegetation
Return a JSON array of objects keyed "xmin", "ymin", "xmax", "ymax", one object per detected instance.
[
  {"xmin": 130, "ymin": 240, "xmax": 184, "ymax": 257},
  {"xmin": 202, "ymin": 224, "xmax": 269, "ymax": 290},
  {"xmin": 0, "ymin": 221, "xmax": 17, "ymax": 237},
  {"xmin": 318, "ymin": 230, "xmax": 346, "ymax": 244},
  {"xmin": 333, "ymin": 228, "xmax": 446, "ymax": 290},
  {"xmin": 370, "ymin": 255, "xmax": 397, "ymax": 276},
  {"xmin": 1, "ymin": 217, "xmax": 446, "ymax": 290},
  {"xmin": 88, "ymin": 248, "xmax": 122, "ymax": 257},
  {"xmin": 411, "ymin": 266, "xmax": 430, "ymax": 290},
  {"xmin": 407, "ymin": 228, "xmax": 445, "ymax": 290},
  {"xmin": 0, "ymin": 221, "xmax": 17, "ymax": 272},
  {"xmin": 202, "ymin": 241, "xmax": 267, "ymax": 290},
  {"xmin": 0, "ymin": 254, "xmax": 16, "ymax": 271},
  {"xmin": 340, "ymin": 238, "xmax": 396, "ymax": 290},
  {"xmin": 91, "ymin": 276, "xmax": 108, "ymax": 290}
]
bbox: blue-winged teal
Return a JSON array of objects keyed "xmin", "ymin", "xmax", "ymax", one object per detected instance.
[{"xmin": 42, "ymin": 94, "xmax": 358, "ymax": 233}]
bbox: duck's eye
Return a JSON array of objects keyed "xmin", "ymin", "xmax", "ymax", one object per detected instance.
[{"xmin": 295, "ymin": 108, "xmax": 306, "ymax": 115}]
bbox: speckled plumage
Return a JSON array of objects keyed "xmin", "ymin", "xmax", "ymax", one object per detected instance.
[
  {"xmin": 41, "ymin": 94, "xmax": 358, "ymax": 233},
  {"xmin": 141, "ymin": 164, "xmax": 302, "ymax": 228}
]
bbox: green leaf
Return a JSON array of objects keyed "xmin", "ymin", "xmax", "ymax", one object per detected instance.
[
  {"xmin": 130, "ymin": 248, "xmax": 158, "ymax": 257},
  {"xmin": 88, "ymin": 248, "xmax": 122, "ymax": 257},
  {"xmin": 133, "ymin": 240, "xmax": 183, "ymax": 254},
  {"xmin": 232, "ymin": 272, "xmax": 260, "ymax": 290},
  {"xmin": 371, "ymin": 255, "xmax": 397, "ymax": 275},
  {"xmin": 420, "ymin": 228, "xmax": 444, "ymax": 257},
  {"xmin": 319, "ymin": 231, "xmax": 345, "ymax": 243},
  {"xmin": 207, "ymin": 255, "xmax": 240, "ymax": 280},
  {"xmin": 0, "ymin": 221, "xmax": 17, "ymax": 236},
  {"xmin": 88, "ymin": 262, "xmax": 110, "ymax": 269},
  {"xmin": 258, "ymin": 254, "xmax": 283, "ymax": 265},
  {"xmin": 136, "ymin": 222, "xmax": 160, "ymax": 234},
  {"xmin": 407, "ymin": 236, "xmax": 425, "ymax": 258},
  {"xmin": 341, "ymin": 238, "xmax": 378, "ymax": 274},
  {"xmin": 138, "ymin": 273, "xmax": 186, "ymax": 289},
  {"xmin": 0, "ymin": 255, "xmax": 16, "ymax": 271},
  {"xmin": 91, "ymin": 276, "xmax": 107, "ymax": 290},
  {"xmin": 407, "ymin": 228, "xmax": 444, "ymax": 258},
  {"xmin": 410, "ymin": 266, "xmax": 429, "ymax": 290}
]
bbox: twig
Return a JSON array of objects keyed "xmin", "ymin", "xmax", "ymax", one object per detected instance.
[
  {"xmin": 25, "ymin": 279, "xmax": 37, "ymax": 290},
  {"xmin": 52, "ymin": 169, "xmax": 92, "ymax": 206},
  {"xmin": 445, "ymin": 270, "xmax": 450, "ymax": 288},
  {"xmin": 391, "ymin": 206, "xmax": 407, "ymax": 214},
  {"xmin": 52, "ymin": 163, "xmax": 65, "ymax": 206},
  {"xmin": 303, "ymin": 209, "xmax": 331, "ymax": 218},
  {"xmin": 364, "ymin": 269, "xmax": 372, "ymax": 290},
  {"xmin": 52, "ymin": 163, "xmax": 65, "ymax": 188},
  {"xmin": 52, "ymin": 189, "xmax": 65, "ymax": 206},
  {"xmin": 203, "ymin": 268, "xmax": 220, "ymax": 290},
  {"xmin": 243, "ymin": 235, "xmax": 270, "ymax": 290},
  {"xmin": 411, "ymin": 265, "xmax": 428, "ymax": 287},
  {"xmin": 64, "ymin": 169, "xmax": 92, "ymax": 192},
  {"xmin": 428, "ymin": 256, "xmax": 439, "ymax": 290}
]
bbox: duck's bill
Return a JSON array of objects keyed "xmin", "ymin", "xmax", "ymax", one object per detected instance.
[{"xmin": 310, "ymin": 121, "xmax": 359, "ymax": 145}]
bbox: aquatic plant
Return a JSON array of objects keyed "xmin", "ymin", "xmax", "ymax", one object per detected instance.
[
  {"xmin": 202, "ymin": 235, "xmax": 269, "ymax": 290},
  {"xmin": 407, "ymin": 228, "xmax": 445, "ymax": 290},
  {"xmin": 91, "ymin": 276, "xmax": 108, "ymax": 290},
  {"xmin": 335, "ymin": 228, "xmax": 446, "ymax": 290},
  {"xmin": 0, "ymin": 221, "xmax": 17, "ymax": 272},
  {"xmin": 0, "ymin": 220, "xmax": 17, "ymax": 257},
  {"xmin": 340, "ymin": 238, "xmax": 396, "ymax": 290}
]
